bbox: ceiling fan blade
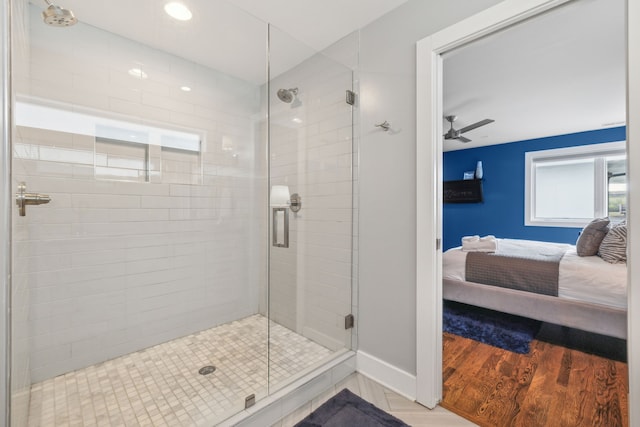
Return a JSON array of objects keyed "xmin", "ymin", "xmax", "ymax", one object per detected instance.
[
  {"xmin": 457, "ymin": 135, "xmax": 472, "ymax": 143},
  {"xmin": 459, "ymin": 119, "xmax": 494, "ymax": 134}
]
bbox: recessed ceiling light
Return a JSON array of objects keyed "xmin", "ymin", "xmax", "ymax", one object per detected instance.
[
  {"xmin": 128, "ymin": 68, "xmax": 148, "ymax": 79},
  {"xmin": 292, "ymin": 118, "xmax": 302, "ymax": 124},
  {"xmin": 180, "ymin": 86, "xmax": 192, "ymax": 92},
  {"xmin": 164, "ymin": 2, "xmax": 192, "ymax": 21}
]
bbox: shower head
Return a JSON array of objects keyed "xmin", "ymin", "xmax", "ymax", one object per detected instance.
[
  {"xmin": 277, "ymin": 88, "xmax": 298, "ymax": 103},
  {"xmin": 42, "ymin": 0, "xmax": 77, "ymax": 27}
]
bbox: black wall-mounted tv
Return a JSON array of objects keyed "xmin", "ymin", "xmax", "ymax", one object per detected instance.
[{"xmin": 443, "ymin": 179, "xmax": 483, "ymax": 203}]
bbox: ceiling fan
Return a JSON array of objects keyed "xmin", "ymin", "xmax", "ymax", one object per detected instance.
[{"xmin": 444, "ymin": 115, "xmax": 494, "ymax": 142}]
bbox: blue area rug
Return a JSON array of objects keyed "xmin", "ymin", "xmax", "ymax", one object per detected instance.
[
  {"xmin": 294, "ymin": 389, "xmax": 408, "ymax": 427},
  {"xmin": 443, "ymin": 300, "xmax": 541, "ymax": 354}
]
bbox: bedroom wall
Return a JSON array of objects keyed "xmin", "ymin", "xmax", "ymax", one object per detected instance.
[{"xmin": 443, "ymin": 126, "xmax": 626, "ymax": 250}]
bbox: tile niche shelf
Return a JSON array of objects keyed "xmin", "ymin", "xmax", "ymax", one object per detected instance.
[{"xmin": 443, "ymin": 179, "xmax": 483, "ymax": 203}]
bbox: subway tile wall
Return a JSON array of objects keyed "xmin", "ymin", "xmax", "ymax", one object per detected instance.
[{"xmin": 14, "ymin": 4, "xmax": 267, "ymax": 383}]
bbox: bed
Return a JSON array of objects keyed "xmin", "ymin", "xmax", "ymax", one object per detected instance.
[{"xmin": 443, "ymin": 238, "xmax": 628, "ymax": 339}]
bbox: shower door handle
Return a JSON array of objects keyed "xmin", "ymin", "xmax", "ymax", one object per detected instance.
[
  {"xmin": 272, "ymin": 207, "xmax": 289, "ymax": 248},
  {"xmin": 16, "ymin": 182, "xmax": 51, "ymax": 217}
]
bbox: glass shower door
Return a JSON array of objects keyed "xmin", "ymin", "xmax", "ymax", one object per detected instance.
[
  {"xmin": 267, "ymin": 25, "xmax": 355, "ymax": 393},
  {"xmin": 9, "ymin": 1, "xmax": 270, "ymax": 425}
]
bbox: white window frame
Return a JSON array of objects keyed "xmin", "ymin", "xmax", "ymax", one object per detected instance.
[
  {"xmin": 15, "ymin": 97, "xmax": 202, "ymax": 152},
  {"xmin": 525, "ymin": 141, "xmax": 626, "ymax": 228}
]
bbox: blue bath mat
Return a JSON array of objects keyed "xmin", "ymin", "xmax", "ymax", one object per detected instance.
[
  {"xmin": 294, "ymin": 389, "xmax": 408, "ymax": 427},
  {"xmin": 443, "ymin": 300, "xmax": 541, "ymax": 354}
]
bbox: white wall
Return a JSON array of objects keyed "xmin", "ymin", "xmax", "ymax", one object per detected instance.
[
  {"xmin": 626, "ymin": 1, "xmax": 640, "ymax": 424},
  {"xmin": 15, "ymin": 4, "xmax": 266, "ymax": 382},
  {"xmin": 357, "ymin": 0, "xmax": 502, "ymax": 375}
]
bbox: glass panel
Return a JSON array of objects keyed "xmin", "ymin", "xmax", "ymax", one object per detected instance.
[
  {"xmin": 9, "ymin": 0, "xmax": 32, "ymax": 424},
  {"xmin": 11, "ymin": 1, "xmax": 269, "ymax": 425},
  {"xmin": 607, "ymin": 156, "xmax": 627, "ymax": 222},
  {"xmin": 534, "ymin": 158, "xmax": 595, "ymax": 219},
  {"xmin": 267, "ymin": 25, "xmax": 355, "ymax": 393}
]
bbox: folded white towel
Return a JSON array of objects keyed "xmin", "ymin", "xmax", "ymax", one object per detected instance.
[{"xmin": 462, "ymin": 235, "xmax": 497, "ymax": 252}]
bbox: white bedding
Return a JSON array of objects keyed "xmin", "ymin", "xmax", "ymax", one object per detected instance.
[{"xmin": 443, "ymin": 238, "xmax": 627, "ymax": 310}]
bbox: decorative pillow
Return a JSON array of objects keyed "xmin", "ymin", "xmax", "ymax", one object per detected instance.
[
  {"xmin": 576, "ymin": 217, "xmax": 610, "ymax": 256},
  {"xmin": 598, "ymin": 221, "xmax": 627, "ymax": 263}
]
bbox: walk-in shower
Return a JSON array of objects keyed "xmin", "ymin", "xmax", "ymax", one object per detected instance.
[{"xmin": 2, "ymin": 0, "xmax": 357, "ymax": 425}]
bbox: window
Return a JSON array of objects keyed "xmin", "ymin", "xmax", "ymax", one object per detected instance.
[
  {"xmin": 15, "ymin": 98, "xmax": 203, "ymax": 184},
  {"xmin": 607, "ymin": 156, "xmax": 627, "ymax": 221},
  {"xmin": 95, "ymin": 137, "xmax": 150, "ymax": 182},
  {"xmin": 525, "ymin": 142, "xmax": 626, "ymax": 227}
]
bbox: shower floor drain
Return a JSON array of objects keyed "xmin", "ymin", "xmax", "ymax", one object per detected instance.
[{"xmin": 198, "ymin": 366, "xmax": 216, "ymax": 375}]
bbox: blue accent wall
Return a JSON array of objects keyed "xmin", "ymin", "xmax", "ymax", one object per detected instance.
[{"xmin": 443, "ymin": 127, "xmax": 626, "ymax": 250}]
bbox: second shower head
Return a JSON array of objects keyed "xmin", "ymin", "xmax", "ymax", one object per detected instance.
[{"xmin": 277, "ymin": 88, "xmax": 298, "ymax": 103}]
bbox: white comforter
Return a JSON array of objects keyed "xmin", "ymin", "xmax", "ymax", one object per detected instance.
[{"xmin": 443, "ymin": 239, "xmax": 627, "ymax": 310}]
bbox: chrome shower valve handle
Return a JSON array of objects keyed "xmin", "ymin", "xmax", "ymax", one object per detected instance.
[{"xmin": 16, "ymin": 182, "xmax": 51, "ymax": 217}]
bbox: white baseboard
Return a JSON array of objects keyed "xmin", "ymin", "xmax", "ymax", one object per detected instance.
[{"xmin": 356, "ymin": 351, "xmax": 416, "ymax": 400}]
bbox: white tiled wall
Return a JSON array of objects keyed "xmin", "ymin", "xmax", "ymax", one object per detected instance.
[
  {"xmin": 13, "ymin": 4, "xmax": 267, "ymax": 383},
  {"xmin": 268, "ymin": 30, "xmax": 356, "ymax": 352}
]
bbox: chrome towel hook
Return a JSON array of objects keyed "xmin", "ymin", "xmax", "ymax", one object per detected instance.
[{"xmin": 375, "ymin": 121, "xmax": 390, "ymax": 131}]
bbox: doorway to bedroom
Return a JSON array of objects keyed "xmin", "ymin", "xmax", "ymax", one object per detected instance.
[{"xmin": 438, "ymin": 0, "xmax": 629, "ymax": 424}]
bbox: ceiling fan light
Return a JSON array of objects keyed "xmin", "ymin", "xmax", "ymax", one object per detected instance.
[{"xmin": 444, "ymin": 115, "xmax": 494, "ymax": 143}]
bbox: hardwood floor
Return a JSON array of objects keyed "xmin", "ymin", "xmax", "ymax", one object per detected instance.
[
  {"xmin": 441, "ymin": 332, "xmax": 629, "ymax": 427},
  {"xmin": 275, "ymin": 373, "xmax": 476, "ymax": 427}
]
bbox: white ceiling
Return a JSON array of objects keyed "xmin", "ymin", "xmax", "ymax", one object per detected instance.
[
  {"xmin": 224, "ymin": 0, "xmax": 408, "ymax": 52},
  {"xmin": 34, "ymin": 0, "xmax": 625, "ymax": 150},
  {"xmin": 443, "ymin": 0, "xmax": 626, "ymax": 151},
  {"xmin": 44, "ymin": 0, "xmax": 408, "ymax": 84}
]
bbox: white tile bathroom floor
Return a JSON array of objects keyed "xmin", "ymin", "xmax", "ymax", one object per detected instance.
[{"xmin": 27, "ymin": 315, "xmax": 333, "ymax": 427}]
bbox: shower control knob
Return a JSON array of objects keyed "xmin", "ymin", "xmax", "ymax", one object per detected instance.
[{"xmin": 15, "ymin": 182, "xmax": 51, "ymax": 217}]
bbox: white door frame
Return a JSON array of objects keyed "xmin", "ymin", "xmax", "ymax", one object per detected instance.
[{"xmin": 416, "ymin": 1, "xmax": 639, "ymax": 424}]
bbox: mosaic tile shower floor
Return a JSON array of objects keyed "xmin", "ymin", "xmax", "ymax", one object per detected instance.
[{"xmin": 27, "ymin": 315, "xmax": 334, "ymax": 426}]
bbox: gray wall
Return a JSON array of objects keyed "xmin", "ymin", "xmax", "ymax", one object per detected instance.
[{"xmin": 358, "ymin": 0, "xmax": 503, "ymax": 374}]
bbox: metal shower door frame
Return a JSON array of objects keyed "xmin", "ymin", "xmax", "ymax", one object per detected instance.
[{"xmin": 1, "ymin": 0, "xmax": 12, "ymax": 424}]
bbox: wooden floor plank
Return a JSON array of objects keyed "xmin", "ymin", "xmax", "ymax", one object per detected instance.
[
  {"xmin": 591, "ymin": 359, "xmax": 624, "ymax": 426},
  {"xmin": 516, "ymin": 341, "xmax": 564, "ymax": 425},
  {"xmin": 442, "ymin": 333, "xmax": 628, "ymax": 427},
  {"xmin": 444, "ymin": 343, "xmax": 498, "ymax": 416},
  {"xmin": 562, "ymin": 349, "xmax": 595, "ymax": 427},
  {"xmin": 617, "ymin": 360, "xmax": 629, "ymax": 426},
  {"xmin": 544, "ymin": 348, "xmax": 571, "ymax": 426}
]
